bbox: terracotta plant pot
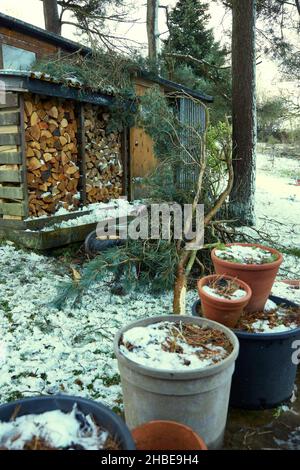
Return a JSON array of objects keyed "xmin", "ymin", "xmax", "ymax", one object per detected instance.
[
  {"xmin": 197, "ymin": 274, "xmax": 252, "ymax": 328},
  {"xmin": 132, "ymin": 421, "xmax": 207, "ymax": 450},
  {"xmin": 211, "ymin": 243, "xmax": 283, "ymax": 313},
  {"xmin": 282, "ymin": 279, "xmax": 300, "ymax": 288}
]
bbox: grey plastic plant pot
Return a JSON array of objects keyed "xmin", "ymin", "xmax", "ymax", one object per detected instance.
[{"xmin": 114, "ymin": 315, "xmax": 239, "ymax": 450}]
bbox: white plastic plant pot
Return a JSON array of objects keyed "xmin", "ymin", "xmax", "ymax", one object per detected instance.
[{"xmin": 114, "ymin": 315, "xmax": 239, "ymax": 450}]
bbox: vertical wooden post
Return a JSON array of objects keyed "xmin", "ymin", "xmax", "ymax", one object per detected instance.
[
  {"xmin": 121, "ymin": 127, "xmax": 130, "ymax": 199},
  {"xmin": 19, "ymin": 93, "xmax": 29, "ymax": 219},
  {"xmin": 77, "ymin": 102, "xmax": 87, "ymax": 205}
]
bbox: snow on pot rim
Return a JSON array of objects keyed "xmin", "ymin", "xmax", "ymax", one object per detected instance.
[
  {"xmin": 197, "ymin": 275, "xmax": 252, "ymax": 304},
  {"xmin": 114, "ymin": 315, "xmax": 239, "ymax": 380},
  {"xmin": 211, "ymin": 243, "xmax": 283, "ymax": 270},
  {"xmin": 192, "ymin": 297, "xmax": 300, "ymax": 340}
]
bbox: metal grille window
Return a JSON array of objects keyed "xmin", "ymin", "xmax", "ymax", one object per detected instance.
[{"xmin": 175, "ymin": 97, "xmax": 206, "ymax": 190}]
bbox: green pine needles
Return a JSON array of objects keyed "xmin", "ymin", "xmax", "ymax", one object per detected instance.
[{"xmin": 52, "ymin": 239, "xmax": 179, "ymax": 309}]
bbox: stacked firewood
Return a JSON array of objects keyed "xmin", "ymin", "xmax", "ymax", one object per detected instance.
[
  {"xmin": 24, "ymin": 94, "xmax": 80, "ymax": 217},
  {"xmin": 84, "ymin": 105, "xmax": 123, "ymax": 203}
]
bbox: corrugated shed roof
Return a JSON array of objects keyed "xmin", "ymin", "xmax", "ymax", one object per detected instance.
[{"xmin": 0, "ymin": 70, "xmax": 114, "ymax": 106}]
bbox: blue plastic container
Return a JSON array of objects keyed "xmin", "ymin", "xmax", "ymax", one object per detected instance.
[{"xmin": 0, "ymin": 395, "xmax": 135, "ymax": 449}]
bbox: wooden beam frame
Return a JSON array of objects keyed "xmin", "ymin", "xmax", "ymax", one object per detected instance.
[
  {"xmin": 19, "ymin": 93, "xmax": 29, "ymax": 218},
  {"xmin": 121, "ymin": 127, "xmax": 130, "ymax": 199},
  {"xmin": 77, "ymin": 102, "xmax": 87, "ymax": 205}
]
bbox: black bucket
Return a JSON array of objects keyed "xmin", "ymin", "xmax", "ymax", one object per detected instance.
[
  {"xmin": 0, "ymin": 395, "xmax": 135, "ymax": 450},
  {"xmin": 191, "ymin": 296, "xmax": 300, "ymax": 409},
  {"xmin": 85, "ymin": 230, "xmax": 125, "ymax": 257}
]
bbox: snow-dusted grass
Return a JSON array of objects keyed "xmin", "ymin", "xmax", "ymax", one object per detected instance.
[
  {"xmin": 0, "ymin": 243, "xmax": 195, "ymax": 409},
  {"xmin": 240, "ymin": 153, "xmax": 300, "ymax": 279},
  {"xmin": 272, "ymin": 281, "xmax": 300, "ymax": 305},
  {"xmin": 255, "ymin": 154, "xmax": 300, "ymax": 249}
]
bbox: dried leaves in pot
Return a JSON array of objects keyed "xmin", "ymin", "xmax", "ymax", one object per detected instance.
[{"xmin": 236, "ymin": 306, "xmax": 300, "ymax": 333}]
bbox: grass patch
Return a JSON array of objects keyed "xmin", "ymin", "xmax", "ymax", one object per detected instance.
[
  {"xmin": 0, "ymin": 300, "xmax": 13, "ymax": 323},
  {"xmin": 279, "ymin": 169, "xmax": 297, "ymax": 179},
  {"xmin": 6, "ymin": 391, "xmax": 24, "ymax": 402},
  {"xmin": 11, "ymin": 371, "xmax": 37, "ymax": 380},
  {"xmin": 102, "ymin": 374, "xmax": 121, "ymax": 387}
]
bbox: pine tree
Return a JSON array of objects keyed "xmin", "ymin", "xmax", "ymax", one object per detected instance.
[
  {"xmin": 162, "ymin": 0, "xmax": 231, "ymax": 122},
  {"xmin": 165, "ymin": 0, "xmax": 213, "ymax": 61}
]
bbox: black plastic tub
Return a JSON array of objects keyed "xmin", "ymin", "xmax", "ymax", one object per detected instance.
[
  {"xmin": 85, "ymin": 230, "xmax": 125, "ymax": 256},
  {"xmin": 191, "ymin": 296, "xmax": 300, "ymax": 409},
  {"xmin": 0, "ymin": 395, "xmax": 135, "ymax": 450}
]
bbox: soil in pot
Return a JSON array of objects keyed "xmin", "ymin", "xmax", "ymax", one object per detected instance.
[
  {"xmin": 211, "ymin": 243, "xmax": 283, "ymax": 313},
  {"xmin": 0, "ymin": 396, "xmax": 135, "ymax": 450},
  {"xmin": 120, "ymin": 320, "xmax": 233, "ymax": 370},
  {"xmin": 115, "ymin": 315, "xmax": 239, "ymax": 449},
  {"xmin": 197, "ymin": 275, "xmax": 252, "ymax": 328},
  {"xmin": 235, "ymin": 302, "xmax": 300, "ymax": 333},
  {"xmin": 132, "ymin": 420, "xmax": 207, "ymax": 450}
]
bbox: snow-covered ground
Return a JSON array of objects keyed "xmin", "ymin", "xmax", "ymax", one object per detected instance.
[
  {"xmin": 0, "ymin": 244, "xmax": 195, "ymax": 407},
  {"xmin": 256, "ymin": 153, "xmax": 300, "ymax": 247},
  {"xmin": 242, "ymin": 153, "xmax": 300, "ymax": 279},
  {"xmin": 0, "ymin": 152, "xmax": 299, "ymax": 408}
]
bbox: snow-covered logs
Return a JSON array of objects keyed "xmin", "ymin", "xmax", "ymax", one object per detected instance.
[
  {"xmin": 24, "ymin": 94, "xmax": 80, "ymax": 217},
  {"xmin": 84, "ymin": 105, "xmax": 123, "ymax": 203}
]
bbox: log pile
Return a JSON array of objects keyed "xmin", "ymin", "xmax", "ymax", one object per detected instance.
[
  {"xmin": 24, "ymin": 94, "xmax": 80, "ymax": 217},
  {"xmin": 84, "ymin": 105, "xmax": 123, "ymax": 203}
]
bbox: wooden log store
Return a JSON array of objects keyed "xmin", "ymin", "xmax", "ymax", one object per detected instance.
[{"xmin": 0, "ymin": 71, "xmax": 129, "ymax": 248}]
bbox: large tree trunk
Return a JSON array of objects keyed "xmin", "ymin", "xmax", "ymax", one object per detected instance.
[
  {"xmin": 229, "ymin": 0, "xmax": 257, "ymax": 226},
  {"xmin": 147, "ymin": 0, "xmax": 159, "ymax": 62},
  {"xmin": 43, "ymin": 0, "xmax": 61, "ymax": 35}
]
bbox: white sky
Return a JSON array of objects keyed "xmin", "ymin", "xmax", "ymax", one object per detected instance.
[{"xmin": 0, "ymin": 0, "xmax": 293, "ymax": 98}]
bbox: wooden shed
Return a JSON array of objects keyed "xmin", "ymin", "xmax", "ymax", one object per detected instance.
[{"xmin": 0, "ymin": 12, "xmax": 213, "ymax": 249}]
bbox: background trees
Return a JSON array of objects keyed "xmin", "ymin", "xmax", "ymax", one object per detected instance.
[
  {"xmin": 162, "ymin": 0, "xmax": 231, "ymax": 123},
  {"xmin": 257, "ymin": 97, "xmax": 289, "ymax": 142},
  {"xmin": 40, "ymin": 0, "xmax": 135, "ymax": 50}
]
